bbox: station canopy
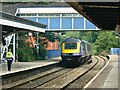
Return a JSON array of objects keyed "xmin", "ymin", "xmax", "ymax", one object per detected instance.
[
  {"xmin": 67, "ymin": 1, "xmax": 120, "ymax": 30},
  {"xmin": 0, "ymin": 11, "xmax": 47, "ymax": 37}
]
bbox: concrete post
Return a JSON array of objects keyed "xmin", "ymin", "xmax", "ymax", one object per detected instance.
[
  {"xmin": 13, "ymin": 34, "xmax": 16, "ymax": 61},
  {"xmin": 115, "ymin": 25, "xmax": 120, "ymax": 34},
  {"xmin": 0, "ymin": 25, "xmax": 2, "ymax": 62}
]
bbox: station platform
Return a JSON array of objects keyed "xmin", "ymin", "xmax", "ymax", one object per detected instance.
[
  {"xmin": 0, "ymin": 55, "xmax": 119, "ymax": 89},
  {"xmin": 85, "ymin": 55, "xmax": 119, "ymax": 89},
  {"xmin": 0, "ymin": 57, "xmax": 61, "ymax": 76}
]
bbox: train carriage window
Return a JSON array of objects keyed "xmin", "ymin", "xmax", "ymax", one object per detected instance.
[
  {"xmin": 65, "ymin": 43, "xmax": 77, "ymax": 49},
  {"xmin": 82, "ymin": 42, "xmax": 86, "ymax": 55},
  {"xmin": 88, "ymin": 44, "xmax": 91, "ymax": 52}
]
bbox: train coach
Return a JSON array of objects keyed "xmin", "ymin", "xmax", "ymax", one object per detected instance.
[{"xmin": 60, "ymin": 37, "xmax": 92, "ymax": 67}]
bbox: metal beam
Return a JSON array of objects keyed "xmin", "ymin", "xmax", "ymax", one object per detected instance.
[
  {"xmin": 88, "ymin": 14, "xmax": 117, "ymax": 18},
  {"xmin": 67, "ymin": 2, "xmax": 120, "ymax": 30},
  {"xmin": 66, "ymin": 2, "xmax": 103, "ymax": 29},
  {"xmin": 92, "ymin": 18, "xmax": 118, "ymax": 21},
  {"xmin": 84, "ymin": 8, "xmax": 118, "ymax": 13},
  {"xmin": 78, "ymin": 2, "xmax": 119, "ymax": 7}
]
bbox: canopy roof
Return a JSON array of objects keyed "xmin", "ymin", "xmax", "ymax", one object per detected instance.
[
  {"xmin": 67, "ymin": 1, "xmax": 120, "ymax": 30},
  {"xmin": 0, "ymin": 11, "xmax": 47, "ymax": 36}
]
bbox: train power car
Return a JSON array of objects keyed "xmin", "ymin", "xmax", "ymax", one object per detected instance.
[{"xmin": 61, "ymin": 37, "xmax": 92, "ymax": 67}]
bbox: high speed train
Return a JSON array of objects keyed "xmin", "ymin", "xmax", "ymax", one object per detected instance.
[{"xmin": 61, "ymin": 37, "xmax": 92, "ymax": 67}]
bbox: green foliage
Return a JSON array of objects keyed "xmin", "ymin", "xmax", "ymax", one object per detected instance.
[
  {"xmin": 63, "ymin": 31, "xmax": 99, "ymax": 44},
  {"xmin": 39, "ymin": 43, "xmax": 46, "ymax": 60},
  {"xmin": 57, "ymin": 33, "xmax": 66, "ymax": 48},
  {"xmin": 40, "ymin": 32, "xmax": 56, "ymax": 42},
  {"xmin": 17, "ymin": 40, "xmax": 35, "ymax": 62},
  {"xmin": 92, "ymin": 31, "xmax": 119, "ymax": 55},
  {"xmin": 32, "ymin": 42, "xmax": 46, "ymax": 60},
  {"xmin": 65, "ymin": 31, "xmax": 81, "ymax": 39}
]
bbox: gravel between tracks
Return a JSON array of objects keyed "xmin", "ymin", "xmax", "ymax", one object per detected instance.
[
  {"xmin": 17, "ymin": 68, "xmax": 72, "ymax": 89},
  {"xmin": 36, "ymin": 56, "xmax": 98, "ymax": 89},
  {"xmin": 64, "ymin": 56, "xmax": 107, "ymax": 89}
]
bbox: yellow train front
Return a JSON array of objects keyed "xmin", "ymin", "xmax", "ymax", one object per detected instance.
[{"xmin": 61, "ymin": 38, "xmax": 92, "ymax": 67}]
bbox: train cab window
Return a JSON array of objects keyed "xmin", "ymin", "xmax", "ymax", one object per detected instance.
[{"xmin": 65, "ymin": 43, "xmax": 77, "ymax": 49}]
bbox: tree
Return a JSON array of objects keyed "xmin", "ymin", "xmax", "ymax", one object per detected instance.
[
  {"xmin": 40, "ymin": 32, "xmax": 56, "ymax": 43},
  {"xmin": 65, "ymin": 31, "xmax": 81, "ymax": 39},
  {"xmin": 92, "ymin": 31, "xmax": 119, "ymax": 55},
  {"xmin": 61, "ymin": 31, "xmax": 99, "ymax": 44},
  {"xmin": 17, "ymin": 40, "xmax": 35, "ymax": 62}
]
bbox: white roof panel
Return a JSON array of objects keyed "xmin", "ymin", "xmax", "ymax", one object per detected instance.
[
  {"xmin": 0, "ymin": 18, "xmax": 45, "ymax": 33},
  {"xmin": 18, "ymin": 7, "xmax": 78, "ymax": 14}
]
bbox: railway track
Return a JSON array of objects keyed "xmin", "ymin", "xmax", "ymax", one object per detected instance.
[
  {"xmin": 35, "ymin": 56, "xmax": 98, "ymax": 89},
  {"xmin": 2, "ymin": 56, "xmax": 107, "ymax": 90},
  {"xmin": 64, "ymin": 56, "xmax": 107, "ymax": 89}
]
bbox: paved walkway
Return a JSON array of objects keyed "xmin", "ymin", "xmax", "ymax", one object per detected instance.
[
  {"xmin": 0, "ymin": 57, "xmax": 61, "ymax": 76},
  {"xmin": 103, "ymin": 55, "xmax": 119, "ymax": 88},
  {"xmin": 86, "ymin": 55, "xmax": 119, "ymax": 89}
]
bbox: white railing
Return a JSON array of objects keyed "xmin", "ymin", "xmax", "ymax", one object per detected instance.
[{"xmin": 1, "ymin": 34, "xmax": 14, "ymax": 61}]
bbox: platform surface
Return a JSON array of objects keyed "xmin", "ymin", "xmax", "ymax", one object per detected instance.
[
  {"xmin": 87, "ymin": 55, "xmax": 119, "ymax": 89},
  {"xmin": 0, "ymin": 57, "xmax": 61, "ymax": 76}
]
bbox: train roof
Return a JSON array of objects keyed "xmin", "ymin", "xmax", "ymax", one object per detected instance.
[
  {"xmin": 81, "ymin": 40, "xmax": 91, "ymax": 45},
  {"xmin": 62, "ymin": 37, "xmax": 91, "ymax": 44},
  {"xmin": 62, "ymin": 37, "xmax": 81, "ymax": 43}
]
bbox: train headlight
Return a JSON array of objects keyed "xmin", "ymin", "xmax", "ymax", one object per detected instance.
[{"xmin": 73, "ymin": 53, "xmax": 80, "ymax": 55}]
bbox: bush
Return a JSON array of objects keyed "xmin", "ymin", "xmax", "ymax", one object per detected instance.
[
  {"xmin": 39, "ymin": 43, "xmax": 46, "ymax": 60},
  {"xmin": 17, "ymin": 40, "xmax": 35, "ymax": 62}
]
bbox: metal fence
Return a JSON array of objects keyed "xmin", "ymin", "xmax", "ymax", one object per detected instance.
[
  {"xmin": 111, "ymin": 48, "xmax": 120, "ymax": 55},
  {"xmin": 46, "ymin": 49, "xmax": 61, "ymax": 58}
]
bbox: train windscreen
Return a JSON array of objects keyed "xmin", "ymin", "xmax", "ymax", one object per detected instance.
[{"xmin": 65, "ymin": 43, "xmax": 77, "ymax": 49}]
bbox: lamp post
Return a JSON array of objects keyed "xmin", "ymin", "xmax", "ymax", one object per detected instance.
[{"xmin": 36, "ymin": 32, "xmax": 39, "ymax": 59}]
